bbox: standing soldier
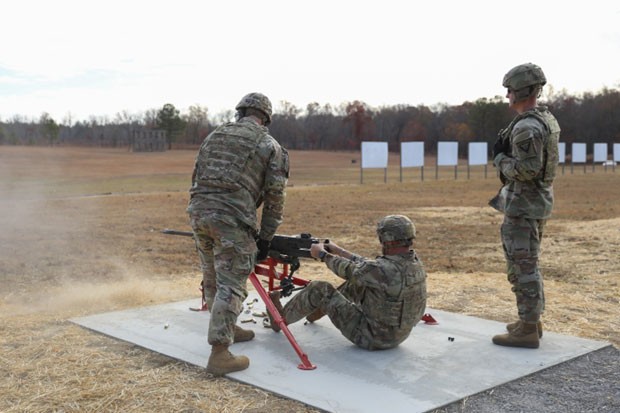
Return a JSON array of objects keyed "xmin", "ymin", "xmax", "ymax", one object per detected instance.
[
  {"xmin": 269, "ymin": 215, "xmax": 427, "ymax": 350},
  {"xmin": 187, "ymin": 92, "xmax": 289, "ymax": 375},
  {"xmin": 489, "ymin": 63, "xmax": 561, "ymax": 348}
]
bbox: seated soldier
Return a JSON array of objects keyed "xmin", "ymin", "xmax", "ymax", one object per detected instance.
[{"xmin": 269, "ymin": 215, "xmax": 427, "ymax": 350}]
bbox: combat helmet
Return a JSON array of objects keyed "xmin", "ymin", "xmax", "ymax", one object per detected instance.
[
  {"xmin": 376, "ymin": 215, "xmax": 416, "ymax": 246},
  {"xmin": 235, "ymin": 92, "xmax": 273, "ymax": 125},
  {"xmin": 502, "ymin": 63, "xmax": 547, "ymax": 101}
]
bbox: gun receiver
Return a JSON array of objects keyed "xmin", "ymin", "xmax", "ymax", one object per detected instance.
[{"xmin": 268, "ymin": 233, "xmax": 318, "ymax": 259}]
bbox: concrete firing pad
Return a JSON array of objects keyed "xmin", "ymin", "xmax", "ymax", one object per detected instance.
[{"xmin": 71, "ymin": 294, "xmax": 610, "ymax": 413}]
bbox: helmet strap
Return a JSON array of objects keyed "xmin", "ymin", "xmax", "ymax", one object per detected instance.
[
  {"xmin": 381, "ymin": 239, "xmax": 413, "ymax": 255},
  {"xmin": 382, "ymin": 245, "xmax": 411, "ymax": 255},
  {"xmin": 244, "ymin": 107, "xmax": 269, "ymax": 125},
  {"xmin": 514, "ymin": 87, "xmax": 531, "ymax": 101},
  {"xmin": 514, "ymin": 85, "xmax": 542, "ymax": 102}
]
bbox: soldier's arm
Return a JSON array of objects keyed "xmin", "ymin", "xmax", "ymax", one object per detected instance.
[
  {"xmin": 258, "ymin": 145, "xmax": 289, "ymax": 240},
  {"xmin": 191, "ymin": 163, "xmax": 197, "ymax": 187},
  {"xmin": 325, "ymin": 256, "xmax": 386, "ymax": 290},
  {"xmin": 494, "ymin": 119, "xmax": 546, "ymax": 182},
  {"xmin": 325, "ymin": 256, "xmax": 353, "ymax": 279}
]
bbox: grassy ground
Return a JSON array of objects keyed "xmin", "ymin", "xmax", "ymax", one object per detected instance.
[{"xmin": 1, "ymin": 146, "xmax": 619, "ymax": 412}]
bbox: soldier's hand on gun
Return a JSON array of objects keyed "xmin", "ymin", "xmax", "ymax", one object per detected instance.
[
  {"xmin": 323, "ymin": 241, "xmax": 342, "ymax": 256},
  {"xmin": 310, "ymin": 242, "xmax": 326, "ymax": 260},
  {"xmin": 256, "ymin": 238, "xmax": 271, "ymax": 261},
  {"xmin": 493, "ymin": 137, "xmax": 509, "ymax": 159}
]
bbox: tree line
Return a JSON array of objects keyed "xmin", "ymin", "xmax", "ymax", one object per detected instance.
[{"xmin": 1, "ymin": 87, "xmax": 619, "ymax": 156}]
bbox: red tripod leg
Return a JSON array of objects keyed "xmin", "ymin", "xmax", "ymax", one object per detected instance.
[{"xmin": 249, "ymin": 271, "xmax": 316, "ymax": 370}]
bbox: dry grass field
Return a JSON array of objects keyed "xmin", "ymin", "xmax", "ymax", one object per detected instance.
[{"xmin": 1, "ymin": 146, "xmax": 619, "ymax": 412}]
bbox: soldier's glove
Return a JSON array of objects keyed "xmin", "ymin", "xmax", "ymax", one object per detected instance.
[
  {"xmin": 256, "ymin": 238, "xmax": 271, "ymax": 262},
  {"xmin": 493, "ymin": 137, "xmax": 508, "ymax": 159}
]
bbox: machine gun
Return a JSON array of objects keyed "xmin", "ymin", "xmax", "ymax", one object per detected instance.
[
  {"xmin": 161, "ymin": 229, "xmax": 322, "ymax": 296},
  {"xmin": 161, "ymin": 228, "xmax": 324, "ymax": 370},
  {"xmin": 162, "ymin": 229, "xmax": 318, "ymax": 257}
]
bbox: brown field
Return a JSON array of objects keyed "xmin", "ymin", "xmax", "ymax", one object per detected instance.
[{"xmin": 1, "ymin": 146, "xmax": 619, "ymax": 413}]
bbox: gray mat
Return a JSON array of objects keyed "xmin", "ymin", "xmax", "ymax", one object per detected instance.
[{"xmin": 71, "ymin": 294, "xmax": 609, "ymax": 413}]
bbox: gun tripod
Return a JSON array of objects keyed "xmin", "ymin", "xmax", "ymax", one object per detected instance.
[{"xmin": 250, "ymin": 256, "xmax": 316, "ymax": 370}]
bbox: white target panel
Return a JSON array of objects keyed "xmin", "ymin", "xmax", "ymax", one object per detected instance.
[
  {"xmin": 401, "ymin": 142, "xmax": 425, "ymax": 167},
  {"xmin": 437, "ymin": 142, "xmax": 458, "ymax": 166},
  {"xmin": 572, "ymin": 143, "xmax": 586, "ymax": 163},
  {"xmin": 361, "ymin": 141, "xmax": 388, "ymax": 169},
  {"xmin": 593, "ymin": 143, "xmax": 608, "ymax": 162},
  {"xmin": 468, "ymin": 142, "xmax": 488, "ymax": 166},
  {"xmin": 614, "ymin": 143, "xmax": 620, "ymax": 161},
  {"xmin": 558, "ymin": 142, "xmax": 566, "ymax": 164}
]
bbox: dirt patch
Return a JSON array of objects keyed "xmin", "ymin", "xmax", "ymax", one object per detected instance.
[{"xmin": 1, "ymin": 146, "xmax": 619, "ymax": 412}]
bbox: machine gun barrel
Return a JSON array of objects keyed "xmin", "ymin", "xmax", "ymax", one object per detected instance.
[{"xmin": 161, "ymin": 229, "xmax": 193, "ymax": 237}]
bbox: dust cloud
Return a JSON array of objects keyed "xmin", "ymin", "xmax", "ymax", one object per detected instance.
[
  {"xmin": 2, "ymin": 269, "xmax": 190, "ymax": 317},
  {"xmin": 0, "ymin": 149, "xmax": 183, "ymax": 318}
]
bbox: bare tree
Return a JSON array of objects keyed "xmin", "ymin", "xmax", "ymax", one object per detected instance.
[{"xmin": 185, "ymin": 104, "xmax": 210, "ymax": 145}]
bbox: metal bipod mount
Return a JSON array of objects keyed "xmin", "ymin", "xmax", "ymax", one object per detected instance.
[{"xmin": 189, "ymin": 281, "xmax": 209, "ymax": 312}]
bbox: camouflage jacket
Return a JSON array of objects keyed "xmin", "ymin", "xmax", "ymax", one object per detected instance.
[
  {"xmin": 187, "ymin": 117, "xmax": 289, "ymax": 240},
  {"xmin": 490, "ymin": 106, "xmax": 561, "ymax": 219},
  {"xmin": 325, "ymin": 251, "xmax": 427, "ymax": 349}
]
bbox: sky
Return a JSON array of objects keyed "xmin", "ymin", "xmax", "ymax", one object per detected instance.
[{"xmin": 1, "ymin": 0, "xmax": 619, "ymax": 123}]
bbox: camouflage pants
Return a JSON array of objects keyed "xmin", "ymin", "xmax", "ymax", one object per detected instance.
[
  {"xmin": 196, "ymin": 244, "xmax": 216, "ymax": 311},
  {"xmin": 282, "ymin": 280, "xmax": 390, "ymax": 350},
  {"xmin": 501, "ymin": 215, "xmax": 546, "ymax": 323},
  {"xmin": 189, "ymin": 210, "xmax": 257, "ymax": 346}
]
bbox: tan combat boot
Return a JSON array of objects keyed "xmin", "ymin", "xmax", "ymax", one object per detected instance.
[
  {"xmin": 493, "ymin": 322, "xmax": 539, "ymax": 349},
  {"xmin": 306, "ymin": 308, "xmax": 326, "ymax": 323},
  {"xmin": 206, "ymin": 344, "xmax": 249, "ymax": 376},
  {"xmin": 233, "ymin": 325, "xmax": 255, "ymax": 343},
  {"xmin": 267, "ymin": 291, "xmax": 285, "ymax": 333},
  {"xmin": 506, "ymin": 320, "xmax": 543, "ymax": 338}
]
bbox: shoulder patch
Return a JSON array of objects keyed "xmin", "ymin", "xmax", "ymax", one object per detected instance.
[{"xmin": 518, "ymin": 140, "xmax": 531, "ymax": 153}]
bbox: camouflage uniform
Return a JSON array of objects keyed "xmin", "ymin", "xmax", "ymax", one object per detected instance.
[
  {"xmin": 490, "ymin": 106, "xmax": 560, "ymax": 323},
  {"xmin": 281, "ymin": 251, "xmax": 427, "ymax": 350},
  {"xmin": 188, "ymin": 116, "xmax": 289, "ymax": 346}
]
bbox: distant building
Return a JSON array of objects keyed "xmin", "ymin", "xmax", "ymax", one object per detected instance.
[{"xmin": 131, "ymin": 129, "xmax": 167, "ymax": 152}]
